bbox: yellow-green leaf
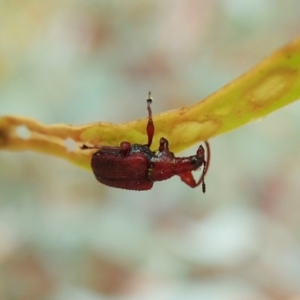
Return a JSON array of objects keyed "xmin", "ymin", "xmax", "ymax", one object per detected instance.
[{"xmin": 1, "ymin": 37, "xmax": 300, "ymax": 170}]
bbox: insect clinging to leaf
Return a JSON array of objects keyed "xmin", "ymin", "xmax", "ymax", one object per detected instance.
[{"xmin": 81, "ymin": 93, "xmax": 210, "ymax": 191}]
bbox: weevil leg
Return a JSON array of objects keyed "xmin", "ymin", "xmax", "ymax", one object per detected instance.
[
  {"xmin": 179, "ymin": 170, "xmax": 206, "ymax": 193},
  {"xmin": 202, "ymin": 141, "xmax": 210, "ymax": 176},
  {"xmin": 146, "ymin": 92, "xmax": 154, "ymax": 147},
  {"xmin": 80, "ymin": 144, "xmax": 101, "ymax": 150},
  {"xmin": 158, "ymin": 137, "xmax": 169, "ymax": 152},
  {"xmin": 179, "ymin": 171, "xmax": 196, "ymax": 187},
  {"xmin": 194, "ymin": 141, "xmax": 210, "ymax": 192}
]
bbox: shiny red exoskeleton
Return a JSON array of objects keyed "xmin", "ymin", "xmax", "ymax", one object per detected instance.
[{"xmin": 82, "ymin": 93, "xmax": 210, "ymax": 191}]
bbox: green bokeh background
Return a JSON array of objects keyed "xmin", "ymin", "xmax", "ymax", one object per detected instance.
[{"xmin": 1, "ymin": 1, "xmax": 300, "ymax": 299}]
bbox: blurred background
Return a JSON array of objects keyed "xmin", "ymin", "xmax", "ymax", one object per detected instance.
[{"xmin": 1, "ymin": 0, "xmax": 300, "ymax": 299}]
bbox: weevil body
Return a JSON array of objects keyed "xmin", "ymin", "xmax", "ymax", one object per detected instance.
[{"xmin": 82, "ymin": 93, "xmax": 210, "ymax": 191}]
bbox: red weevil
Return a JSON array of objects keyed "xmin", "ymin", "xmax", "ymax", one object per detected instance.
[{"xmin": 82, "ymin": 93, "xmax": 210, "ymax": 191}]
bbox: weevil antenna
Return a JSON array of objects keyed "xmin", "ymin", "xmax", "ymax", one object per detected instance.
[
  {"xmin": 146, "ymin": 92, "xmax": 154, "ymax": 147},
  {"xmin": 202, "ymin": 162, "xmax": 206, "ymax": 193},
  {"xmin": 195, "ymin": 141, "xmax": 210, "ymax": 193}
]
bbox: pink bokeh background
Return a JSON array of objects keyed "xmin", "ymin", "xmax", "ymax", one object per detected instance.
[{"xmin": 0, "ymin": 1, "xmax": 300, "ymax": 299}]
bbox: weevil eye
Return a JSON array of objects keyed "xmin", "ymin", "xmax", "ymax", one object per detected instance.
[{"xmin": 190, "ymin": 157, "xmax": 198, "ymax": 165}]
